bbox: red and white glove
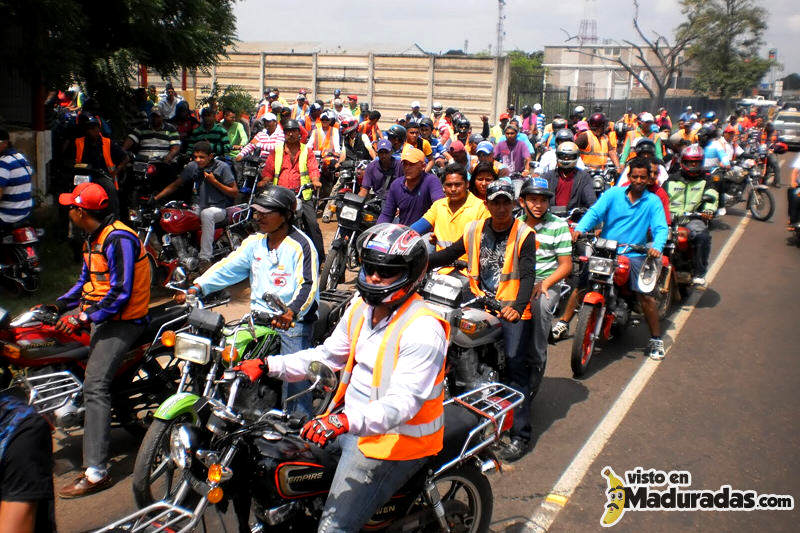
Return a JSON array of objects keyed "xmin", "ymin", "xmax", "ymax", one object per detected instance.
[
  {"xmin": 55, "ymin": 313, "xmax": 88, "ymax": 335},
  {"xmin": 234, "ymin": 358, "xmax": 268, "ymax": 382},
  {"xmin": 300, "ymin": 413, "xmax": 349, "ymax": 448}
]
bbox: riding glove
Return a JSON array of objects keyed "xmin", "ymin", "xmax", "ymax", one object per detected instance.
[
  {"xmin": 235, "ymin": 358, "xmax": 268, "ymax": 382},
  {"xmin": 301, "ymin": 414, "xmax": 349, "ymax": 448}
]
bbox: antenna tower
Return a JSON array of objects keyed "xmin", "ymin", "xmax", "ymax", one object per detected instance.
[
  {"xmin": 578, "ymin": 0, "xmax": 598, "ymax": 45},
  {"xmin": 496, "ymin": 0, "xmax": 506, "ymax": 57}
]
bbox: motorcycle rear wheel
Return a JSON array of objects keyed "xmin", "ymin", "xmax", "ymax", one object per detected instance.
[
  {"xmin": 571, "ymin": 304, "xmax": 600, "ymax": 377},
  {"xmin": 748, "ymin": 188, "xmax": 775, "ymax": 221},
  {"xmin": 655, "ymin": 269, "xmax": 674, "ymax": 320},
  {"xmin": 319, "ymin": 248, "xmax": 346, "ymax": 291},
  {"xmin": 427, "ymin": 465, "xmax": 493, "ymax": 533}
]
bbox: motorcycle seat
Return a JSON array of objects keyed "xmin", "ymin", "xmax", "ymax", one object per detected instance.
[
  {"xmin": 424, "ymin": 404, "xmax": 482, "ymax": 473},
  {"xmin": 22, "ymin": 343, "xmax": 90, "ymax": 361}
]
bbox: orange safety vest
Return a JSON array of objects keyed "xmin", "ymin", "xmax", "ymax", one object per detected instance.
[
  {"xmin": 580, "ymin": 131, "xmax": 610, "ymax": 169},
  {"xmin": 359, "ymin": 122, "xmax": 382, "ymax": 144},
  {"xmin": 81, "ymin": 221, "xmax": 151, "ymax": 320},
  {"xmin": 622, "ymin": 113, "xmax": 637, "ymax": 127},
  {"xmin": 313, "ymin": 127, "xmax": 333, "ymax": 152},
  {"xmin": 463, "ymin": 218, "xmax": 535, "ymax": 320},
  {"xmin": 75, "ymin": 136, "xmax": 119, "ymax": 189},
  {"xmin": 326, "ymin": 295, "xmax": 450, "ymax": 461}
]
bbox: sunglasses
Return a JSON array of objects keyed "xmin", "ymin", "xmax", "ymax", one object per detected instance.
[{"xmin": 363, "ymin": 263, "xmax": 405, "ymax": 279}]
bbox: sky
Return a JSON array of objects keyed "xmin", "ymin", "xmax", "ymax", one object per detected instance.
[{"xmin": 233, "ymin": 0, "xmax": 800, "ymax": 75}]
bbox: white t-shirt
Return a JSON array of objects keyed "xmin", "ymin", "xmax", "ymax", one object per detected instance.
[{"xmin": 536, "ymin": 149, "xmax": 586, "ymax": 175}]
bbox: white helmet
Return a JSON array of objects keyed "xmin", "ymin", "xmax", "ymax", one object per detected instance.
[
  {"xmin": 533, "ymin": 103, "xmax": 542, "ymax": 112},
  {"xmin": 410, "ymin": 100, "xmax": 421, "ymax": 109},
  {"xmin": 556, "ymin": 141, "xmax": 580, "ymax": 169}
]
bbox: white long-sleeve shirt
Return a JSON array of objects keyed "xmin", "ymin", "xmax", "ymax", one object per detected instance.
[
  {"xmin": 239, "ymin": 126, "xmax": 285, "ymax": 161},
  {"xmin": 267, "ymin": 302, "xmax": 447, "ymax": 436}
]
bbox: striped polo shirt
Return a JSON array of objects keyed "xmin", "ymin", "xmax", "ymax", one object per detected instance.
[
  {"xmin": 127, "ymin": 124, "xmax": 180, "ymax": 159},
  {"xmin": 0, "ymin": 148, "xmax": 34, "ymax": 224},
  {"xmin": 530, "ymin": 211, "xmax": 572, "ymax": 281}
]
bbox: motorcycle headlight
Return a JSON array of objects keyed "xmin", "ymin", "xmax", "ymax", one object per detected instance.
[
  {"xmin": 170, "ymin": 424, "xmax": 196, "ymax": 469},
  {"xmin": 742, "ymin": 159, "xmax": 756, "ymax": 169},
  {"xmin": 588, "ymin": 256, "xmax": 614, "ymax": 275},
  {"xmin": 175, "ymin": 332, "xmax": 211, "ymax": 364}
]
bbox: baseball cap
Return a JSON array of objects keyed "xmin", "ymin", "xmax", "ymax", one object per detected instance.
[
  {"xmin": 58, "ymin": 182, "xmax": 109, "ymax": 210},
  {"xmin": 499, "ymin": 113, "xmax": 511, "ymax": 120},
  {"xmin": 347, "ymin": 94, "xmax": 358, "ymax": 101},
  {"xmin": 296, "ymin": 93, "xmax": 306, "ymax": 100},
  {"xmin": 476, "ymin": 141, "xmax": 494, "ymax": 154},
  {"xmin": 334, "ymin": 98, "xmax": 343, "ymax": 106},
  {"xmin": 410, "ymin": 100, "xmax": 421, "ymax": 108},
  {"xmin": 401, "ymin": 145, "xmax": 426, "ymax": 163},
  {"xmin": 639, "ymin": 112, "xmax": 655, "ymax": 122},
  {"xmin": 486, "ymin": 180, "xmax": 515, "ymax": 201},
  {"xmin": 263, "ymin": 112, "xmax": 277, "ymax": 122},
  {"xmin": 469, "ymin": 134, "xmax": 484, "ymax": 144},
  {"xmin": 268, "ymin": 92, "xmax": 277, "ymax": 99},
  {"xmin": 270, "ymin": 101, "xmax": 282, "ymax": 110},
  {"xmin": 504, "ymin": 123, "xmax": 519, "ymax": 133},
  {"xmin": 376, "ymin": 139, "xmax": 392, "ymax": 152},
  {"xmin": 724, "ymin": 125, "xmax": 737, "ymax": 133},
  {"xmin": 449, "ymin": 141, "xmax": 466, "ymax": 153}
]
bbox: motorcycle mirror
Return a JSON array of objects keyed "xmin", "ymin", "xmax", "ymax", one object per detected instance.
[
  {"xmin": 307, "ymin": 361, "xmax": 338, "ymax": 393},
  {"xmin": 0, "ymin": 307, "xmax": 9, "ymax": 329}
]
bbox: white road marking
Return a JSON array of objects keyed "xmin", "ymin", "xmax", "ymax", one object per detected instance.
[{"xmin": 523, "ymin": 215, "xmax": 751, "ymax": 532}]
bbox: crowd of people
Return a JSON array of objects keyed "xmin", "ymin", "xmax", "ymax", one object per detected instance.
[{"xmin": 1, "ymin": 81, "xmax": 798, "ymax": 533}]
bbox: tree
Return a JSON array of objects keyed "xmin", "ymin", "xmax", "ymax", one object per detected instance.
[
  {"xmin": 0, "ymin": 0, "xmax": 237, "ymax": 133},
  {"xmin": 679, "ymin": 0, "xmax": 772, "ymax": 110},
  {"xmin": 508, "ymin": 50, "xmax": 544, "ymax": 106},
  {"xmin": 564, "ymin": 0, "xmax": 699, "ymax": 108}
]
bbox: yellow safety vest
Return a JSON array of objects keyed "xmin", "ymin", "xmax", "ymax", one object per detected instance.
[{"xmin": 273, "ymin": 143, "xmax": 312, "ymax": 201}]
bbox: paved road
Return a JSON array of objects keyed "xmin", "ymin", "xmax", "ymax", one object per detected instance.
[{"xmin": 54, "ymin": 155, "xmax": 799, "ymax": 532}]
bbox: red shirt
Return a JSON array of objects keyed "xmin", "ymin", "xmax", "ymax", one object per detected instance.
[
  {"xmin": 650, "ymin": 184, "xmax": 672, "ymax": 225},
  {"xmin": 554, "ymin": 170, "xmax": 575, "ymax": 207},
  {"xmin": 261, "ymin": 144, "xmax": 320, "ymax": 192}
]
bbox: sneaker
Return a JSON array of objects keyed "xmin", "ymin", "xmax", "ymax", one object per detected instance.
[
  {"xmin": 497, "ymin": 437, "xmax": 530, "ymax": 463},
  {"xmin": 692, "ymin": 277, "xmax": 706, "ymax": 286},
  {"xmin": 550, "ymin": 320, "xmax": 569, "ymax": 342},
  {"xmin": 648, "ymin": 338, "xmax": 666, "ymax": 361},
  {"xmin": 716, "ymin": 207, "xmax": 727, "ymax": 217}
]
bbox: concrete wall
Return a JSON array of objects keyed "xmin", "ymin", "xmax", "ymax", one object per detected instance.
[{"xmin": 142, "ymin": 51, "xmax": 510, "ymax": 128}]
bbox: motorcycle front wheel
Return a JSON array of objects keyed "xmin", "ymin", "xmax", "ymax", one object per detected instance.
[
  {"xmin": 427, "ymin": 465, "xmax": 493, "ymax": 533},
  {"xmin": 571, "ymin": 303, "xmax": 600, "ymax": 377},
  {"xmin": 748, "ymin": 188, "xmax": 775, "ymax": 221},
  {"xmin": 319, "ymin": 247, "xmax": 346, "ymax": 291},
  {"xmin": 132, "ymin": 415, "xmax": 194, "ymax": 508}
]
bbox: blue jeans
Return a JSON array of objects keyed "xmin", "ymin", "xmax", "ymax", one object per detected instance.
[
  {"xmin": 278, "ymin": 321, "xmax": 313, "ymax": 418},
  {"xmin": 317, "ymin": 433, "xmax": 427, "ymax": 533},
  {"xmin": 502, "ymin": 318, "xmax": 535, "ymax": 441}
]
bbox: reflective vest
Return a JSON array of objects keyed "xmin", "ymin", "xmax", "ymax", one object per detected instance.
[
  {"xmin": 463, "ymin": 218, "xmax": 534, "ymax": 320},
  {"xmin": 290, "ymin": 103, "xmax": 308, "ymax": 120},
  {"xmin": 81, "ymin": 221, "xmax": 150, "ymax": 320},
  {"xmin": 359, "ymin": 122, "xmax": 382, "ymax": 144},
  {"xmin": 75, "ymin": 136, "xmax": 118, "ymax": 188},
  {"xmin": 312, "ymin": 127, "xmax": 333, "ymax": 152},
  {"xmin": 580, "ymin": 131, "xmax": 610, "ymax": 169},
  {"xmin": 273, "ymin": 143, "xmax": 312, "ymax": 201},
  {"xmin": 327, "ymin": 295, "xmax": 450, "ymax": 461}
]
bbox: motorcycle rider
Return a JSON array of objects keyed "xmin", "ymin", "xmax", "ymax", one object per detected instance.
[
  {"xmin": 429, "ymin": 180, "xmax": 537, "ymax": 461},
  {"xmin": 235, "ymin": 223, "xmax": 448, "ymax": 532},
  {"xmin": 186, "ymin": 107, "xmax": 231, "ymax": 157},
  {"xmin": 762, "ymin": 122, "xmax": 782, "ymax": 187},
  {"xmin": 472, "ymin": 141, "xmax": 510, "ymax": 178},
  {"xmin": 358, "ymin": 110, "xmax": 382, "ymax": 146},
  {"xmin": 378, "ymin": 146, "xmax": 444, "ymax": 225},
  {"xmin": 572, "ymin": 157, "xmax": 669, "ymax": 360},
  {"xmin": 340, "ymin": 116, "xmax": 376, "ymax": 162},
  {"xmin": 359, "ymin": 139, "xmax": 403, "ymax": 199},
  {"xmin": 121, "ymin": 107, "xmax": 180, "ymax": 192},
  {"xmin": 619, "ymin": 112, "xmax": 664, "ymax": 165},
  {"xmin": 537, "ymin": 129, "xmax": 586, "ymax": 174},
  {"xmin": 697, "ymin": 124, "xmax": 730, "ymax": 216},
  {"xmin": 404, "ymin": 120, "xmax": 434, "ymax": 170},
  {"xmin": 52, "ymin": 182, "xmax": 151, "ymax": 497},
  {"xmin": 260, "ymin": 119, "xmax": 325, "ymax": 262},
  {"xmin": 72, "ymin": 116, "xmax": 127, "ymax": 214},
  {"xmin": 183, "ymin": 186, "xmax": 319, "ymax": 415},
  {"xmin": 236, "ymin": 112, "xmax": 285, "ymax": 163},
  {"xmin": 0, "ymin": 128, "xmax": 34, "ymax": 228},
  {"xmin": 664, "ymin": 145, "xmax": 718, "ymax": 286},
  {"xmin": 154, "ymin": 140, "xmax": 238, "ymax": 269},
  {"xmin": 541, "ymin": 141, "xmax": 596, "ymax": 210},
  {"xmin": 493, "ymin": 123, "xmax": 531, "ymax": 176},
  {"xmin": 576, "ymin": 112, "xmax": 620, "ymax": 170}
]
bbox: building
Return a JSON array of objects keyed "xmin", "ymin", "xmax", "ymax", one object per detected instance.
[{"xmin": 543, "ymin": 44, "xmax": 697, "ymax": 101}]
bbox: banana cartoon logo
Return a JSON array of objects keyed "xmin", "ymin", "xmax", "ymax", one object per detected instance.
[{"xmin": 601, "ymin": 466, "xmax": 626, "ymax": 527}]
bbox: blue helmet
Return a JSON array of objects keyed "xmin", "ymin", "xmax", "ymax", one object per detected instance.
[{"xmin": 704, "ymin": 111, "xmax": 717, "ymax": 121}]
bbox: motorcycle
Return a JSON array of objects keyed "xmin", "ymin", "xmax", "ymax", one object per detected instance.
[
  {"xmin": 589, "ymin": 163, "xmax": 617, "ymax": 198},
  {"xmin": 0, "ymin": 302, "xmax": 188, "ymax": 436},
  {"xmin": 662, "ymin": 208, "xmax": 712, "ymax": 298},
  {"xmin": 98, "ymin": 357, "xmax": 521, "ymax": 533},
  {"xmin": 570, "ymin": 239, "xmax": 665, "ymax": 377},
  {"xmin": 318, "ymin": 191, "xmax": 381, "ymax": 291},
  {"xmin": 320, "ymin": 159, "xmax": 367, "ymax": 221},
  {"xmin": 713, "ymin": 159, "xmax": 775, "ymax": 221},
  {"xmin": 0, "ymin": 221, "xmax": 43, "ymax": 294}
]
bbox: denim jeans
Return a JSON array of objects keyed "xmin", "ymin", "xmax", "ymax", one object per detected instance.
[
  {"xmin": 317, "ymin": 433, "xmax": 427, "ymax": 533},
  {"xmin": 531, "ymin": 288, "xmax": 559, "ymax": 396},
  {"xmin": 83, "ymin": 320, "xmax": 146, "ymax": 470},
  {"xmin": 278, "ymin": 321, "xmax": 313, "ymax": 418},
  {"xmin": 502, "ymin": 318, "xmax": 535, "ymax": 441},
  {"xmin": 767, "ymin": 153, "xmax": 781, "ymax": 185}
]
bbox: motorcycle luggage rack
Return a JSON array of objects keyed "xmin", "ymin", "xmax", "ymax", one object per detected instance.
[
  {"xmin": 15, "ymin": 371, "xmax": 83, "ymax": 414},
  {"xmin": 93, "ymin": 501, "xmax": 196, "ymax": 533},
  {"xmin": 435, "ymin": 383, "xmax": 523, "ymax": 476}
]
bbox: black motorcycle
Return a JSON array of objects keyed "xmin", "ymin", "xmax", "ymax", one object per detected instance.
[{"xmin": 0, "ymin": 221, "xmax": 42, "ymax": 294}]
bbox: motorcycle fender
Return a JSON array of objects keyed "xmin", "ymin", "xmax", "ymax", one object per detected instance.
[
  {"xmin": 583, "ymin": 291, "xmax": 605, "ymax": 306},
  {"xmin": 153, "ymin": 392, "xmax": 201, "ymax": 421}
]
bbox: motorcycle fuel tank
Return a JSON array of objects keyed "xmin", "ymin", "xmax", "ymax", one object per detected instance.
[
  {"xmin": 274, "ymin": 461, "xmax": 336, "ymax": 499},
  {"xmin": 159, "ymin": 208, "xmax": 201, "ymax": 234},
  {"xmin": 452, "ymin": 307, "xmax": 502, "ymax": 348}
]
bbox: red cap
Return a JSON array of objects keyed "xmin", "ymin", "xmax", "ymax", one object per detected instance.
[
  {"xmin": 724, "ymin": 125, "xmax": 737, "ymax": 133},
  {"xmin": 449, "ymin": 141, "xmax": 466, "ymax": 153},
  {"xmin": 347, "ymin": 94, "xmax": 358, "ymax": 101},
  {"xmin": 750, "ymin": 111, "xmax": 757, "ymax": 116},
  {"xmin": 58, "ymin": 182, "xmax": 109, "ymax": 210},
  {"xmin": 499, "ymin": 113, "xmax": 511, "ymax": 120}
]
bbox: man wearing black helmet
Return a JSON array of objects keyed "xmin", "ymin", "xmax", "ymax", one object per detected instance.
[
  {"xmin": 576, "ymin": 112, "xmax": 620, "ymax": 171},
  {"xmin": 429, "ymin": 180, "xmax": 537, "ymax": 461},
  {"xmin": 235, "ymin": 222, "xmax": 448, "ymax": 532},
  {"xmin": 183, "ymin": 185, "xmax": 319, "ymax": 414}
]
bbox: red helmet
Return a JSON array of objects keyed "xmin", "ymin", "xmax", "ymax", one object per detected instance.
[
  {"xmin": 680, "ymin": 145, "xmax": 705, "ymax": 178},
  {"xmin": 588, "ymin": 112, "xmax": 606, "ymax": 129},
  {"xmin": 341, "ymin": 118, "xmax": 358, "ymax": 135}
]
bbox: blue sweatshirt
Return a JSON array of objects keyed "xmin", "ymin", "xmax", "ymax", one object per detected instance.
[{"xmin": 575, "ymin": 186, "xmax": 668, "ymax": 256}]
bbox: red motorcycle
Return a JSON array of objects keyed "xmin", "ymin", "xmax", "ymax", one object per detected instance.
[
  {"xmin": 130, "ymin": 199, "xmax": 253, "ymax": 286},
  {"xmin": 0, "ymin": 302, "xmax": 187, "ymax": 435},
  {"xmin": 571, "ymin": 239, "xmax": 666, "ymax": 376},
  {"xmin": 0, "ymin": 221, "xmax": 42, "ymax": 294}
]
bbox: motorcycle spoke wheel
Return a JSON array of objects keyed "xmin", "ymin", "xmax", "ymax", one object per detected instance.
[
  {"xmin": 748, "ymin": 189, "xmax": 775, "ymax": 221},
  {"xmin": 571, "ymin": 304, "xmax": 599, "ymax": 377},
  {"xmin": 132, "ymin": 416, "xmax": 193, "ymax": 508},
  {"xmin": 428, "ymin": 466, "xmax": 492, "ymax": 533},
  {"xmin": 320, "ymin": 250, "xmax": 346, "ymax": 291}
]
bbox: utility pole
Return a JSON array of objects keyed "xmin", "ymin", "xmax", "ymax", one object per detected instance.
[{"xmin": 496, "ymin": 0, "xmax": 506, "ymax": 57}]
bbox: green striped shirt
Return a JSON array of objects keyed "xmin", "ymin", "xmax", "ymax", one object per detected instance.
[
  {"xmin": 531, "ymin": 211, "xmax": 572, "ymax": 281},
  {"xmin": 186, "ymin": 124, "xmax": 232, "ymax": 156}
]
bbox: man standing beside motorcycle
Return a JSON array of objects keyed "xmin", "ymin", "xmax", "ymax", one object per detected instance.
[
  {"xmin": 664, "ymin": 146, "xmax": 718, "ymax": 286},
  {"xmin": 49, "ymin": 182, "xmax": 151, "ymax": 498},
  {"xmin": 182, "ymin": 186, "xmax": 319, "ymax": 416},
  {"xmin": 0, "ymin": 128, "xmax": 33, "ymax": 229},
  {"xmin": 153, "ymin": 140, "xmax": 238, "ymax": 270},
  {"xmin": 428, "ymin": 180, "xmax": 537, "ymax": 461},
  {"xmin": 235, "ymin": 223, "xmax": 449, "ymax": 532},
  {"xmin": 572, "ymin": 158, "xmax": 668, "ymax": 360}
]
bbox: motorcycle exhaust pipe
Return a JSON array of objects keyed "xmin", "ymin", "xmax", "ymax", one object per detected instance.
[{"xmin": 660, "ymin": 265, "xmax": 673, "ymax": 295}]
